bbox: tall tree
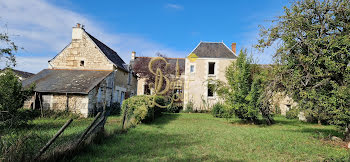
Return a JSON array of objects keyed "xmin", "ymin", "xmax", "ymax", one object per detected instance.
[
  {"xmin": 257, "ymin": 0, "xmax": 350, "ymax": 137},
  {"xmin": 224, "ymin": 49, "xmax": 260, "ymax": 123},
  {"xmin": 0, "ymin": 24, "xmax": 18, "ymax": 67}
]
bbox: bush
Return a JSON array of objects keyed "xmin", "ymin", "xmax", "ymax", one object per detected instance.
[
  {"xmin": 121, "ymin": 95, "xmax": 166, "ymax": 128},
  {"xmin": 286, "ymin": 108, "xmax": 299, "ymax": 119},
  {"xmin": 166, "ymin": 104, "xmax": 182, "ymax": 113},
  {"xmin": 182, "ymin": 101, "xmax": 194, "ymax": 113},
  {"xmin": 211, "ymin": 103, "xmax": 226, "ymax": 118},
  {"xmin": 0, "ymin": 70, "xmax": 34, "ymax": 128}
]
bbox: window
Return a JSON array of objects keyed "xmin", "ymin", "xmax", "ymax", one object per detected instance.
[
  {"xmin": 80, "ymin": 60, "xmax": 85, "ymax": 66},
  {"xmin": 208, "ymin": 84, "xmax": 214, "ymax": 97},
  {"xmin": 144, "ymin": 85, "xmax": 151, "ymax": 95},
  {"xmin": 190, "ymin": 65, "xmax": 195, "ymax": 73},
  {"xmin": 208, "ymin": 62, "xmax": 215, "ymax": 75},
  {"xmin": 115, "ymin": 90, "xmax": 120, "ymax": 102}
]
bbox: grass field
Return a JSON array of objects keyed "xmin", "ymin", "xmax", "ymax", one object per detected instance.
[
  {"xmin": 0, "ymin": 115, "xmax": 122, "ymax": 160},
  {"xmin": 72, "ymin": 113, "xmax": 349, "ymax": 161}
]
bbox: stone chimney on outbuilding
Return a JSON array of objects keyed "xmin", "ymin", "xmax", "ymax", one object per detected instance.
[
  {"xmin": 72, "ymin": 23, "xmax": 84, "ymax": 40},
  {"xmin": 231, "ymin": 43, "xmax": 236, "ymax": 54},
  {"xmin": 131, "ymin": 51, "xmax": 136, "ymax": 60}
]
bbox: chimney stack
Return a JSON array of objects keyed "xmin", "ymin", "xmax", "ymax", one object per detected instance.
[
  {"xmin": 231, "ymin": 43, "xmax": 236, "ymax": 54},
  {"xmin": 72, "ymin": 23, "xmax": 83, "ymax": 40},
  {"xmin": 131, "ymin": 51, "xmax": 136, "ymax": 60}
]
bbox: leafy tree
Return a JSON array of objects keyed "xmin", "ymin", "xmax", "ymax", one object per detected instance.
[
  {"xmin": 257, "ymin": 0, "xmax": 350, "ymax": 137},
  {"xmin": 0, "ymin": 70, "xmax": 34, "ymax": 128},
  {"xmin": 220, "ymin": 49, "xmax": 258, "ymax": 123},
  {"xmin": 1, "ymin": 25, "xmax": 18, "ymax": 67}
]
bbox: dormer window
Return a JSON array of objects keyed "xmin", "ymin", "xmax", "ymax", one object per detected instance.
[
  {"xmin": 208, "ymin": 62, "xmax": 215, "ymax": 75},
  {"xmin": 80, "ymin": 60, "xmax": 85, "ymax": 66}
]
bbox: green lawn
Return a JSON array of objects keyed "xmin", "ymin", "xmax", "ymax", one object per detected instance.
[{"xmin": 72, "ymin": 113, "xmax": 349, "ymax": 161}]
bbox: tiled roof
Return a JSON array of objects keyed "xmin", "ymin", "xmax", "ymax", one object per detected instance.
[
  {"xmin": 133, "ymin": 57, "xmax": 185, "ymax": 75},
  {"xmin": 1, "ymin": 68, "xmax": 34, "ymax": 79},
  {"xmin": 22, "ymin": 69, "xmax": 112, "ymax": 94},
  {"xmin": 191, "ymin": 42, "xmax": 236, "ymax": 59},
  {"xmin": 86, "ymin": 32, "xmax": 128, "ymax": 71}
]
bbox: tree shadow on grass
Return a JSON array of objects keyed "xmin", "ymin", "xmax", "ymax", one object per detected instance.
[
  {"xmin": 285, "ymin": 127, "xmax": 343, "ymax": 139},
  {"xmin": 145, "ymin": 113, "xmax": 180, "ymax": 128}
]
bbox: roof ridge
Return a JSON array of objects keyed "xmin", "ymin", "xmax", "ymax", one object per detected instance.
[
  {"xmin": 135, "ymin": 56, "xmax": 185, "ymax": 59},
  {"xmin": 85, "ymin": 32, "xmax": 127, "ymax": 71}
]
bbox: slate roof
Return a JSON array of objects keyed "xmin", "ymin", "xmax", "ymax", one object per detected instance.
[
  {"xmin": 191, "ymin": 42, "xmax": 236, "ymax": 59},
  {"xmin": 86, "ymin": 32, "xmax": 127, "ymax": 71},
  {"xmin": 22, "ymin": 69, "xmax": 112, "ymax": 94},
  {"xmin": 133, "ymin": 57, "xmax": 185, "ymax": 75},
  {"xmin": 1, "ymin": 68, "xmax": 34, "ymax": 79}
]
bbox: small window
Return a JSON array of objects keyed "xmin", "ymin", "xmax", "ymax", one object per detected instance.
[
  {"xmin": 190, "ymin": 65, "xmax": 195, "ymax": 73},
  {"xmin": 80, "ymin": 60, "xmax": 85, "ymax": 66},
  {"xmin": 208, "ymin": 84, "xmax": 215, "ymax": 97},
  {"xmin": 208, "ymin": 62, "xmax": 215, "ymax": 75}
]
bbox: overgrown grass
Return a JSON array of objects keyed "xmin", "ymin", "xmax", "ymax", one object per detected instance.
[
  {"xmin": 72, "ymin": 113, "xmax": 349, "ymax": 161},
  {"xmin": 0, "ymin": 115, "xmax": 122, "ymax": 161}
]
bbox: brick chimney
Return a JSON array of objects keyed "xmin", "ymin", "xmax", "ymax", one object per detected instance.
[
  {"xmin": 231, "ymin": 43, "xmax": 236, "ymax": 54},
  {"xmin": 72, "ymin": 23, "xmax": 83, "ymax": 40},
  {"xmin": 131, "ymin": 51, "xmax": 136, "ymax": 60}
]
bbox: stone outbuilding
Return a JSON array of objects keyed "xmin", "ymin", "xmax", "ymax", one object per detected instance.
[{"xmin": 23, "ymin": 23, "xmax": 137, "ymax": 117}]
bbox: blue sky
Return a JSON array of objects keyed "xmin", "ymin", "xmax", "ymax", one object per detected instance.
[{"xmin": 1, "ymin": 0, "xmax": 290, "ymax": 73}]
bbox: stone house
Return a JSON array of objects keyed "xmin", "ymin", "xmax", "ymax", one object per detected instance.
[
  {"xmin": 183, "ymin": 42, "xmax": 237, "ymax": 110},
  {"xmin": 130, "ymin": 41, "xmax": 296, "ymax": 114},
  {"xmin": 23, "ymin": 24, "xmax": 137, "ymax": 117}
]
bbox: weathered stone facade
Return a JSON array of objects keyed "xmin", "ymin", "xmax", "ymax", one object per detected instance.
[
  {"xmin": 24, "ymin": 24, "xmax": 137, "ymax": 117},
  {"xmin": 183, "ymin": 58, "xmax": 235, "ymax": 110},
  {"xmin": 49, "ymin": 28, "xmax": 114, "ymax": 71}
]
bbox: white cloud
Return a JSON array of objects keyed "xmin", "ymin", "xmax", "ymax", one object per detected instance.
[
  {"xmin": 165, "ymin": 3, "xmax": 184, "ymax": 10},
  {"xmin": 0, "ymin": 0, "xmax": 186, "ymax": 73}
]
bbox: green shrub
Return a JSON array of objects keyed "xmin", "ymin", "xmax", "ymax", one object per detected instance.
[
  {"xmin": 0, "ymin": 70, "xmax": 34, "ymax": 128},
  {"xmin": 286, "ymin": 108, "xmax": 299, "ymax": 119},
  {"xmin": 211, "ymin": 103, "xmax": 226, "ymax": 118},
  {"xmin": 166, "ymin": 104, "xmax": 182, "ymax": 113},
  {"xmin": 121, "ymin": 95, "xmax": 166, "ymax": 128}
]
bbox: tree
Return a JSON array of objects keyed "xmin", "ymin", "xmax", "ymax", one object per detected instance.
[
  {"xmin": 0, "ymin": 70, "xmax": 34, "ymax": 128},
  {"xmin": 1, "ymin": 24, "xmax": 18, "ymax": 67},
  {"xmin": 217, "ymin": 49, "xmax": 257, "ymax": 123},
  {"xmin": 257, "ymin": 0, "xmax": 350, "ymax": 137}
]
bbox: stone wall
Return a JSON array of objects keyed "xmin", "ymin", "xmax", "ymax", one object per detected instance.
[
  {"xmin": 49, "ymin": 29, "xmax": 114, "ymax": 70},
  {"xmin": 40, "ymin": 93, "xmax": 89, "ymax": 117},
  {"xmin": 183, "ymin": 58, "xmax": 235, "ymax": 110}
]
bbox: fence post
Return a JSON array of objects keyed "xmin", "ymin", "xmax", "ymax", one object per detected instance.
[
  {"xmin": 77, "ymin": 112, "xmax": 102, "ymax": 145},
  {"xmin": 34, "ymin": 118, "xmax": 73, "ymax": 160}
]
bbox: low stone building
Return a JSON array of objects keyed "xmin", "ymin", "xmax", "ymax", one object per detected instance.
[{"xmin": 23, "ymin": 24, "xmax": 137, "ymax": 117}]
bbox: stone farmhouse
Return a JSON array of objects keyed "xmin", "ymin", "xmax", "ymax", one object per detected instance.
[
  {"xmin": 23, "ymin": 24, "xmax": 137, "ymax": 117},
  {"xmin": 21, "ymin": 23, "xmax": 295, "ymax": 116},
  {"xmin": 131, "ymin": 42, "xmax": 237, "ymax": 111},
  {"xmin": 131, "ymin": 42, "xmax": 296, "ymax": 114}
]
